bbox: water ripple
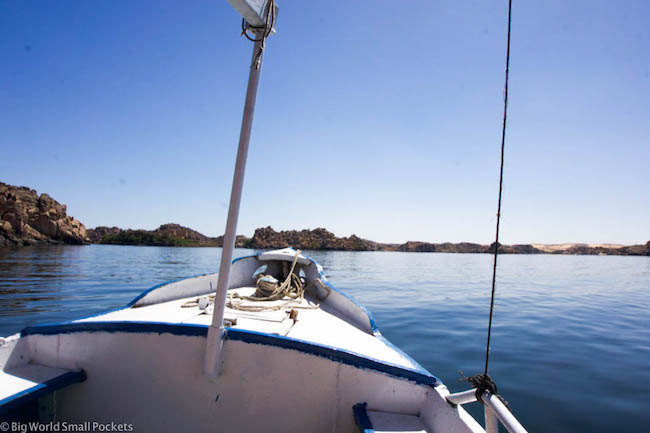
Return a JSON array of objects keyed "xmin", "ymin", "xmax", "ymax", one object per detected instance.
[{"xmin": 0, "ymin": 246, "xmax": 648, "ymax": 432}]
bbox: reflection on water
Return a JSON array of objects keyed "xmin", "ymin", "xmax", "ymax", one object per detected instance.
[
  {"xmin": 0, "ymin": 245, "xmax": 255, "ymax": 330},
  {"xmin": 0, "ymin": 245, "xmax": 649, "ymax": 433},
  {"xmin": 0, "ymin": 246, "xmax": 70, "ymax": 318}
]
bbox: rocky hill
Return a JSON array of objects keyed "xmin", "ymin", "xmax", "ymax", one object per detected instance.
[
  {"xmin": 246, "ymin": 226, "xmax": 382, "ymax": 251},
  {"xmin": 397, "ymin": 241, "xmax": 488, "ymax": 253},
  {"xmin": 89, "ymin": 225, "xmax": 384, "ymax": 251},
  {"xmin": 88, "ymin": 223, "xmax": 250, "ymax": 248},
  {"xmin": 614, "ymin": 242, "xmax": 650, "ymax": 256},
  {"xmin": 396, "ymin": 242, "xmax": 546, "ymax": 254},
  {"xmin": 91, "ymin": 224, "xmax": 216, "ymax": 247},
  {"xmin": 0, "ymin": 182, "xmax": 87, "ymax": 246},
  {"xmin": 86, "ymin": 226, "xmax": 122, "ymax": 243}
]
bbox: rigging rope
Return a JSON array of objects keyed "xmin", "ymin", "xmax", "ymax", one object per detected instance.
[
  {"xmin": 462, "ymin": 0, "xmax": 514, "ymax": 403},
  {"xmin": 485, "ymin": 0, "xmax": 513, "ymax": 378},
  {"xmin": 240, "ymin": 0, "xmax": 277, "ymax": 69}
]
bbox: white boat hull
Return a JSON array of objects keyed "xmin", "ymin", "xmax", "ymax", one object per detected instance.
[{"xmin": 1, "ymin": 250, "xmax": 484, "ymax": 432}]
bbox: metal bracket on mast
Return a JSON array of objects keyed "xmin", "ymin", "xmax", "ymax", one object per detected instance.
[{"xmin": 204, "ymin": 1, "xmax": 276, "ymax": 379}]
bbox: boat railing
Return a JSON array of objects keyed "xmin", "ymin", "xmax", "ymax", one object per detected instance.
[{"xmin": 446, "ymin": 389, "xmax": 528, "ymax": 433}]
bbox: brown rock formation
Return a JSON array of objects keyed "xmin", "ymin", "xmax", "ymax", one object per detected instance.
[
  {"xmin": 485, "ymin": 242, "xmax": 544, "ymax": 254},
  {"xmin": 435, "ymin": 242, "xmax": 487, "ymax": 253},
  {"xmin": 246, "ymin": 226, "xmax": 382, "ymax": 251},
  {"xmin": 622, "ymin": 241, "xmax": 650, "ymax": 256},
  {"xmin": 398, "ymin": 241, "xmax": 489, "ymax": 253},
  {"xmin": 89, "ymin": 223, "xmax": 251, "ymax": 248},
  {"xmin": 213, "ymin": 234, "xmax": 251, "ymax": 248},
  {"xmin": 155, "ymin": 223, "xmax": 215, "ymax": 245},
  {"xmin": 398, "ymin": 241, "xmax": 438, "ymax": 252},
  {"xmin": 0, "ymin": 182, "xmax": 87, "ymax": 246},
  {"xmin": 154, "ymin": 223, "xmax": 251, "ymax": 247},
  {"xmin": 86, "ymin": 226, "xmax": 122, "ymax": 243}
]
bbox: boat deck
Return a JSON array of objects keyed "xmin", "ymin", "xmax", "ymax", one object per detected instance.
[
  {"xmin": 0, "ymin": 363, "xmax": 86, "ymax": 415},
  {"xmin": 77, "ymin": 286, "xmax": 419, "ymax": 371}
]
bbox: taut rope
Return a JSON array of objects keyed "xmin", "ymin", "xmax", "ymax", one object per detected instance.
[
  {"xmin": 462, "ymin": 0, "xmax": 514, "ymax": 403},
  {"xmin": 484, "ymin": 0, "xmax": 513, "ymax": 378}
]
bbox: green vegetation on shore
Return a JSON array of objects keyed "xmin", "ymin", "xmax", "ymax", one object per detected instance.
[{"xmin": 99, "ymin": 230, "xmax": 205, "ymax": 247}]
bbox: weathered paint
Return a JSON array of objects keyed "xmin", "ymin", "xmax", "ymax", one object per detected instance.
[
  {"xmin": 7, "ymin": 330, "xmax": 479, "ymax": 432},
  {"xmin": 353, "ymin": 402, "xmax": 375, "ymax": 433},
  {"xmin": 0, "ymin": 369, "xmax": 86, "ymax": 415},
  {"xmin": 20, "ymin": 322, "xmax": 439, "ymax": 387}
]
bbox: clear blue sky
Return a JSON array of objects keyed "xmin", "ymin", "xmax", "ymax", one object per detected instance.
[{"xmin": 1, "ymin": 0, "xmax": 648, "ymax": 245}]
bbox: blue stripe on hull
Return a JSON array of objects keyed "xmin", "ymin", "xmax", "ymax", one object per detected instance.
[
  {"xmin": 21, "ymin": 321, "xmax": 209, "ymax": 337},
  {"xmin": 352, "ymin": 402, "xmax": 375, "ymax": 433},
  {"xmin": 0, "ymin": 370, "xmax": 86, "ymax": 416},
  {"xmin": 16, "ymin": 250, "xmax": 440, "ymax": 389},
  {"xmin": 225, "ymin": 328, "xmax": 439, "ymax": 386},
  {"xmin": 20, "ymin": 322, "xmax": 439, "ymax": 387}
]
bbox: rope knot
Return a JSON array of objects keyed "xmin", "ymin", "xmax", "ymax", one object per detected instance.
[
  {"xmin": 459, "ymin": 371, "xmax": 510, "ymax": 410},
  {"xmin": 240, "ymin": 0, "xmax": 277, "ymax": 69}
]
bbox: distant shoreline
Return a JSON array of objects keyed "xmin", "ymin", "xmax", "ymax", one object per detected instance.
[
  {"xmin": 2, "ymin": 182, "xmax": 648, "ymax": 256},
  {"xmin": 86, "ymin": 224, "xmax": 650, "ymax": 257}
]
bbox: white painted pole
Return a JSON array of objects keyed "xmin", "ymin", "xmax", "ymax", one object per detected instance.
[
  {"xmin": 204, "ymin": 33, "xmax": 265, "ymax": 379},
  {"xmin": 484, "ymin": 405, "xmax": 499, "ymax": 433},
  {"xmin": 445, "ymin": 389, "xmax": 478, "ymax": 405},
  {"xmin": 446, "ymin": 389, "xmax": 528, "ymax": 433},
  {"xmin": 481, "ymin": 392, "xmax": 528, "ymax": 433}
]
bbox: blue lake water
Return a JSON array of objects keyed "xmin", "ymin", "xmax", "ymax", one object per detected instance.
[{"xmin": 0, "ymin": 245, "xmax": 648, "ymax": 432}]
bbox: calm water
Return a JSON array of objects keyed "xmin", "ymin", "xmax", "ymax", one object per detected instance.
[{"xmin": 1, "ymin": 245, "xmax": 648, "ymax": 432}]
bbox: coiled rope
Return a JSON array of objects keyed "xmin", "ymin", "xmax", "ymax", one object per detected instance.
[
  {"xmin": 226, "ymin": 249, "xmax": 318, "ymax": 312},
  {"xmin": 182, "ymin": 249, "xmax": 318, "ymax": 313}
]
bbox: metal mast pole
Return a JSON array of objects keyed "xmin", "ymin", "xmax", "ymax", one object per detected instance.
[{"xmin": 204, "ymin": 33, "xmax": 265, "ymax": 379}]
